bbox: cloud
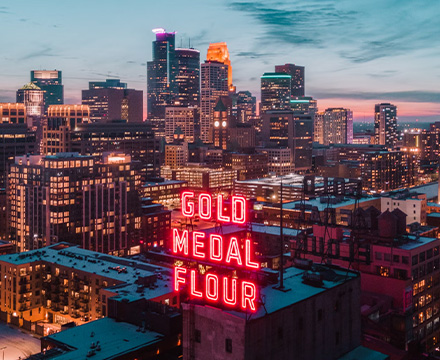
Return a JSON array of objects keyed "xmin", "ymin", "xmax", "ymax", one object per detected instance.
[
  {"xmin": 229, "ymin": 0, "xmax": 440, "ymax": 64},
  {"xmin": 20, "ymin": 47, "xmax": 59, "ymax": 61},
  {"xmin": 312, "ymin": 90, "xmax": 440, "ymax": 104}
]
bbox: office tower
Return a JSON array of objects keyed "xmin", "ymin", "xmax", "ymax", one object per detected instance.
[
  {"xmin": 229, "ymin": 124, "xmax": 256, "ymax": 149},
  {"xmin": 275, "ymin": 63, "xmax": 305, "ymax": 97},
  {"xmin": 8, "ymin": 152, "xmax": 142, "ymax": 253},
  {"xmin": 70, "ymin": 121, "xmax": 160, "ymax": 179},
  {"xmin": 315, "ymin": 108, "xmax": 353, "ymax": 145},
  {"xmin": 206, "ymin": 42, "xmax": 234, "ymax": 91},
  {"xmin": 213, "ymin": 98, "xmax": 229, "ymax": 150},
  {"xmin": 374, "ymin": 103, "xmax": 397, "ymax": 148},
  {"xmin": 30, "ymin": 70, "xmax": 63, "ymax": 111},
  {"xmin": 200, "ymin": 61, "xmax": 229, "ymax": 143},
  {"xmin": 258, "ymin": 148, "xmax": 293, "ymax": 175},
  {"xmin": 235, "ymin": 91, "xmax": 256, "ymax": 123},
  {"xmin": 16, "ymin": 82, "xmax": 45, "ymax": 128},
  {"xmin": 165, "ymin": 107, "xmax": 195, "ymax": 143},
  {"xmin": 224, "ymin": 152, "xmax": 268, "ymax": 180},
  {"xmin": 147, "ymin": 28, "xmax": 177, "ymax": 128},
  {"xmin": 175, "ymin": 48, "xmax": 200, "ymax": 108},
  {"xmin": 260, "ymin": 73, "xmax": 291, "ymax": 114},
  {"xmin": 82, "ymin": 79, "xmax": 143, "ymax": 123},
  {"xmin": 42, "ymin": 104, "xmax": 90, "ymax": 155},
  {"xmin": 262, "ymin": 110, "xmax": 313, "ymax": 172}
]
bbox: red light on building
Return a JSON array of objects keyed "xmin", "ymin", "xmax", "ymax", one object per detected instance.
[{"xmin": 174, "ymin": 192, "xmax": 258, "ymax": 312}]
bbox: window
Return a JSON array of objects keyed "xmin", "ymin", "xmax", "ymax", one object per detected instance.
[
  {"xmin": 413, "ymin": 255, "xmax": 419, "ymax": 266},
  {"xmin": 393, "ymin": 255, "xmax": 400, "ymax": 263},
  {"xmin": 195, "ymin": 329, "xmax": 201, "ymax": 343},
  {"xmin": 384, "ymin": 253, "xmax": 391, "ymax": 261},
  {"xmin": 420, "ymin": 252, "xmax": 426, "ymax": 262},
  {"xmin": 375, "ymin": 252, "xmax": 382, "ymax": 260},
  {"xmin": 402, "ymin": 256, "xmax": 409, "ymax": 264},
  {"xmin": 225, "ymin": 338, "xmax": 232, "ymax": 353},
  {"xmin": 318, "ymin": 309, "xmax": 323, "ymax": 321}
]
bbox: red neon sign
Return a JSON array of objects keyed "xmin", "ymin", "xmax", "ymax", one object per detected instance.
[{"xmin": 174, "ymin": 192, "xmax": 258, "ymax": 312}]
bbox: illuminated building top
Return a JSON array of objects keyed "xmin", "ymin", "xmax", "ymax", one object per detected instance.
[{"xmin": 207, "ymin": 42, "xmax": 233, "ymax": 90}]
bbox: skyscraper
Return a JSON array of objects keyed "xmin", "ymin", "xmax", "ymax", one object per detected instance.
[
  {"xmin": 200, "ymin": 61, "xmax": 229, "ymax": 143},
  {"xmin": 260, "ymin": 73, "xmax": 291, "ymax": 114},
  {"xmin": 275, "ymin": 63, "xmax": 305, "ymax": 98},
  {"xmin": 16, "ymin": 83, "xmax": 44, "ymax": 127},
  {"xmin": 374, "ymin": 103, "xmax": 398, "ymax": 148},
  {"xmin": 175, "ymin": 48, "xmax": 200, "ymax": 108},
  {"xmin": 235, "ymin": 91, "xmax": 256, "ymax": 123},
  {"xmin": 82, "ymin": 79, "xmax": 143, "ymax": 123},
  {"xmin": 147, "ymin": 28, "xmax": 177, "ymax": 128},
  {"xmin": 206, "ymin": 42, "xmax": 234, "ymax": 91},
  {"xmin": 315, "ymin": 108, "xmax": 353, "ymax": 145},
  {"xmin": 30, "ymin": 70, "xmax": 63, "ymax": 111}
]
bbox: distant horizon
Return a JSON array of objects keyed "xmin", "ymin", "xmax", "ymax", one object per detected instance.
[{"xmin": 0, "ymin": 0, "xmax": 439, "ymax": 122}]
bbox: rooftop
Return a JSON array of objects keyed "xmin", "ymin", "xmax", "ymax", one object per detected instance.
[
  {"xmin": 39, "ymin": 317, "xmax": 163, "ymax": 360},
  {"xmin": 0, "ymin": 243, "xmax": 173, "ymax": 302},
  {"xmin": 338, "ymin": 346, "xmax": 389, "ymax": 360}
]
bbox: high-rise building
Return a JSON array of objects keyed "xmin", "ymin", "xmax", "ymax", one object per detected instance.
[
  {"xmin": 275, "ymin": 63, "xmax": 305, "ymax": 97},
  {"xmin": 200, "ymin": 61, "xmax": 229, "ymax": 143},
  {"xmin": 42, "ymin": 104, "xmax": 90, "ymax": 155},
  {"xmin": 374, "ymin": 103, "xmax": 397, "ymax": 148},
  {"xmin": 82, "ymin": 79, "xmax": 143, "ymax": 123},
  {"xmin": 8, "ymin": 152, "xmax": 142, "ymax": 254},
  {"xmin": 175, "ymin": 48, "xmax": 200, "ymax": 108},
  {"xmin": 262, "ymin": 110, "xmax": 313, "ymax": 172},
  {"xmin": 0, "ymin": 103, "xmax": 26, "ymax": 125},
  {"xmin": 16, "ymin": 82, "xmax": 45, "ymax": 128},
  {"xmin": 165, "ymin": 107, "xmax": 195, "ymax": 143},
  {"xmin": 289, "ymin": 96, "xmax": 317, "ymax": 115},
  {"xmin": 147, "ymin": 28, "xmax": 177, "ymax": 127},
  {"xmin": 235, "ymin": 91, "xmax": 256, "ymax": 123},
  {"xmin": 70, "ymin": 121, "xmax": 160, "ymax": 179},
  {"xmin": 206, "ymin": 42, "xmax": 234, "ymax": 91},
  {"xmin": 30, "ymin": 70, "xmax": 63, "ymax": 111},
  {"xmin": 260, "ymin": 73, "xmax": 291, "ymax": 114},
  {"xmin": 315, "ymin": 108, "xmax": 353, "ymax": 145}
]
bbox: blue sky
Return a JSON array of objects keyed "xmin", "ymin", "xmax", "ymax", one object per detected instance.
[{"xmin": 0, "ymin": 0, "xmax": 439, "ymax": 121}]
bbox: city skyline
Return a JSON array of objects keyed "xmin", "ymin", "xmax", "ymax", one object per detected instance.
[{"xmin": 0, "ymin": 0, "xmax": 439, "ymax": 121}]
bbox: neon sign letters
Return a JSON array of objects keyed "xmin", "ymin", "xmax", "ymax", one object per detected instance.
[{"xmin": 173, "ymin": 192, "xmax": 259, "ymax": 312}]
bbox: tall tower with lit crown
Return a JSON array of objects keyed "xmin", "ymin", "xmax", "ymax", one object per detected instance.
[{"xmin": 206, "ymin": 42, "xmax": 234, "ymax": 92}]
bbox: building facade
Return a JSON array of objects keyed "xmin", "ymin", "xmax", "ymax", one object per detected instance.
[
  {"xmin": 31, "ymin": 70, "xmax": 63, "ymax": 111},
  {"xmin": 374, "ymin": 103, "xmax": 398, "ymax": 148},
  {"xmin": 275, "ymin": 63, "xmax": 305, "ymax": 98},
  {"xmin": 260, "ymin": 73, "xmax": 291, "ymax": 114}
]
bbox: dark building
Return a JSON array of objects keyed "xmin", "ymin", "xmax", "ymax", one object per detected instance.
[
  {"xmin": 0, "ymin": 123, "xmax": 36, "ymax": 189},
  {"xmin": 262, "ymin": 110, "xmax": 313, "ymax": 172},
  {"xmin": 275, "ymin": 63, "xmax": 305, "ymax": 97},
  {"xmin": 260, "ymin": 73, "xmax": 291, "ymax": 114},
  {"xmin": 140, "ymin": 197, "xmax": 171, "ymax": 251},
  {"xmin": 374, "ymin": 103, "xmax": 397, "ymax": 149},
  {"xmin": 31, "ymin": 70, "xmax": 64, "ymax": 111},
  {"xmin": 147, "ymin": 28, "xmax": 178, "ymax": 129},
  {"xmin": 235, "ymin": 90, "xmax": 256, "ymax": 123},
  {"xmin": 175, "ymin": 48, "xmax": 200, "ymax": 109},
  {"xmin": 82, "ymin": 79, "xmax": 143, "ymax": 123},
  {"xmin": 213, "ymin": 97, "xmax": 230, "ymax": 150},
  {"xmin": 224, "ymin": 152, "xmax": 268, "ymax": 180},
  {"xmin": 70, "ymin": 120, "xmax": 160, "ymax": 179}
]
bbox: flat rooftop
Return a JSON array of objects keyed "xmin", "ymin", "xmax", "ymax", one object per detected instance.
[
  {"xmin": 212, "ymin": 264, "xmax": 359, "ymax": 320},
  {"xmin": 201, "ymin": 223, "xmax": 300, "ymax": 238},
  {"xmin": 39, "ymin": 317, "xmax": 163, "ymax": 360},
  {"xmin": 338, "ymin": 346, "xmax": 389, "ymax": 360},
  {"xmin": 0, "ymin": 243, "xmax": 174, "ymax": 302},
  {"xmin": 280, "ymin": 196, "xmax": 376, "ymax": 212}
]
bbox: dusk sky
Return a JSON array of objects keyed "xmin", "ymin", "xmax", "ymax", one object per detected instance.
[{"xmin": 0, "ymin": 0, "xmax": 439, "ymax": 121}]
